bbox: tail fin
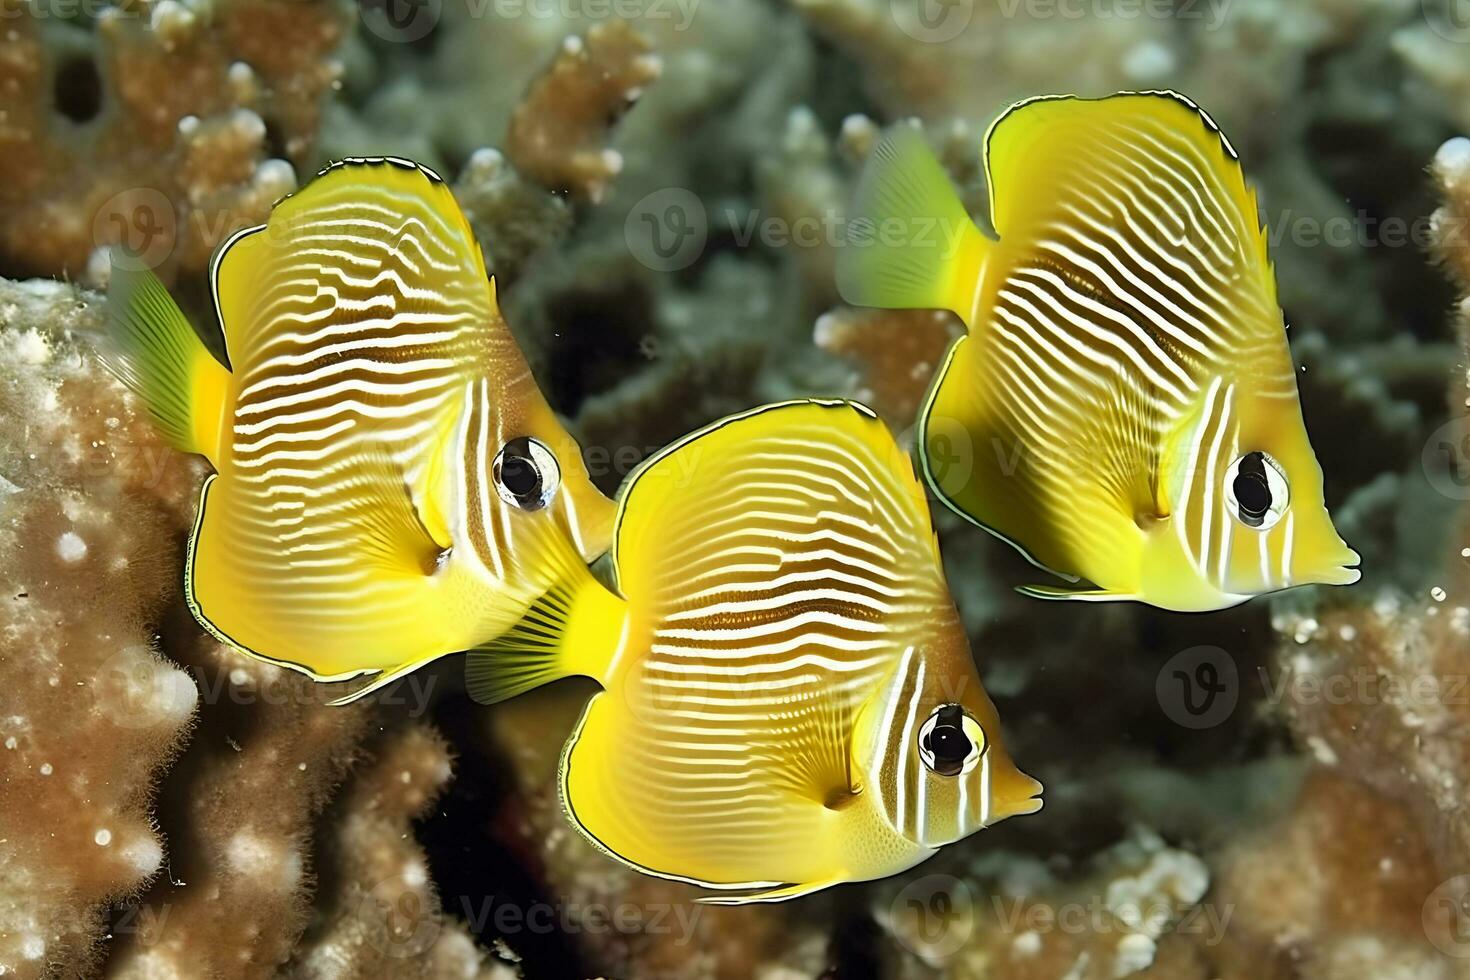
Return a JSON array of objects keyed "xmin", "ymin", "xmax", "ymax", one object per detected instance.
[
  {"xmin": 104, "ymin": 260, "xmax": 231, "ymax": 463},
  {"xmin": 465, "ymin": 559, "xmax": 626, "ymax": 706},
  {"xmin": 837, "ymin": 125, "xmax": 989, "ymax": 321}
]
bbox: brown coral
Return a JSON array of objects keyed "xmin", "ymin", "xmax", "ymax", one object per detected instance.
[
  {"xmin": 814, "ymin": 306, "xmax": 961, "ymax": 432},
  {"xmin": 506, "ymin": 19, "xmax": 662, "ymax": 204},
  {"xmin": 104, "ymin": 653, "xmax": 374, "ymax": 979},
  {"xmin": 1212, "ymin": 768, "xmax": 1453, "ymax": 978},
  {"xmin": 0, "ymin": 279, "xmax": 200, "ymax": 978},
  {"xmin": 288, "ymin": 724, "xmax": 505, "ymax": 979},
  {"xmin": 0, "ymin": 0, "xmax": 348, "ymax": 281}
]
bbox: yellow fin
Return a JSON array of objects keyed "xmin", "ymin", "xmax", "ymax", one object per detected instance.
[
  {"xmin": 209, "ymin": 157, "xmax": 496, "ymax": 365},
  {"xmin": 695, "ymin": 879, "xmax": 844, "ymax": 905},
  {"xmin": 464, "ymin": 555, "xmax": 626, "ymax": 705},
  {"xmin": 187, "ymin": 460, "xmax": 457, "ymax": 683},
  {"xmin": 837, "ymin": 126, "xmax": 989, "ymax": 320},
  {"xmin": 103, "ymin": 262, "xmax": 231, "ymax": 463},
  {"xmin": 983, "ymin": 90, "xmax": 1278, "ymax": 317},
  {"xmin": 1016, "ymin": 584, "xmax": 1139, "ymax": 602}
]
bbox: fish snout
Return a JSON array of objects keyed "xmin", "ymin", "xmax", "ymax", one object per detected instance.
[
  {"xmin": 1302, "ymin": 542, "xmax": 1362, "ymax": 588},
  {"xmin": 990, "ymin": 768, "xmax": 1044, "ymax": 824}
]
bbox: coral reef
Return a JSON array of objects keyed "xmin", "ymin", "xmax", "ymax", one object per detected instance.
[
  {"xmin": 0, "ymin": 0, "xmax": 348, "ymax": 283},
  {"xmin": 0, "ymin": 279, "xmax": 199, "ymax": 978},
  {"xmin": 4, "ymin": 0, "xmax": 1470, "ymax": 977},
  {"xmin": 506, "ymin": 20, "xmax": 662, "ymax": 204}
]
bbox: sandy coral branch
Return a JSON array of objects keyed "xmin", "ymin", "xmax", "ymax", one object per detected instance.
[{"xmin": 506, "ymin": 20, "xmax": 661, "ymax": 204}]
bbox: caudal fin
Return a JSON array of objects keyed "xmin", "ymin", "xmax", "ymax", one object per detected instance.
[
  {"xmin": 104, "ymin": 260, "xmax": 231, "ymax": 463},
  {"xmin": 837, "ymin": 126, "xmax": 988, "ymax": 320},
  {"xmin": 464, "ymin": 557, "xmax": 625, "ymax": 706}
]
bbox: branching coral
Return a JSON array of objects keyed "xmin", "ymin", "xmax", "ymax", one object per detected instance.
[
  {"xmin": 289, "ymin": 724, "xmax": 506, "ymax": 979},
  {"xmin": 813, "ymin": 306, "xmax": 960, "ymax": 433},
  {"xmin": 0, "ymin": 282, "xmax": 491, "ymax": 979},
  {"xmin": 0, "ymin": 0, "xmax": 348, "ymax": 282},
  {"xmin": 103, "ymin": 652, "xmax": 374, "ymax": 979},
  {"xmin": 0, "ymin": 278, "xmax": 200, "ymax": 978},
  {"xmin": 506, "ymin": 20, "xmax": 662, "ymax": 204}
]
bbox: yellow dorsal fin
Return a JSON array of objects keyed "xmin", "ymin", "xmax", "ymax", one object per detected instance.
[
  {"xmin": 209, "ymin": 157, "xmax": 498, "ymax": 365},
  {"xmin": 612, "ymin": 398, "xmax": 942, "ymax": 602},
  {"xmin": 983, "ymin": 90, "xmax": 1278, "ymax": 316}
]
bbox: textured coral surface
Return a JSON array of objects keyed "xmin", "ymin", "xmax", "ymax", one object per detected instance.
[{"xmin": 3, "ymin": 0, "xmax": 1470, "ymax": 977}]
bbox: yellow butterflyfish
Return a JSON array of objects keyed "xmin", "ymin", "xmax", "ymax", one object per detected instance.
[
  {"xmin": 837, "ymin": 91, "xmax": 1360, "ymax": 611},
  {"xmin": 467, "ymin": 399, "xmax": 1042, "ymax": 903},
  {"xmin": 103, "ymin": 157, "xmax": 614, "ymax": 702}
]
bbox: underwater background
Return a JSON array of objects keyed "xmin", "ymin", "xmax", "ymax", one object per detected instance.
[{"xmin": 2, "ymin": 0, "xmax": 1470, "ymax": 976}]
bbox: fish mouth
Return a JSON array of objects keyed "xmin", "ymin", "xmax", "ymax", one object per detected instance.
[
  {"xmin": 1318, "ymin": 547, "xmax": 1362, "ymax": 587},
  {"xmin": 995, "ymin": 788, "xmax": 1044, "ymax": 822},
  {"xmin": 1299, "ymin": 542, "xmax": 1361, "ymax": 588}
]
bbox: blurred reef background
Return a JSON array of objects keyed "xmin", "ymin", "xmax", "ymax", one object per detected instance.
[{"xmin": 2, "ymin": 0, "xmax": 1470, "ymax": 976}]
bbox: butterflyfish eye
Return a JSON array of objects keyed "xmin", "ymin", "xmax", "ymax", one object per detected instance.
[
  {"xmin": 1225, "ymin": 451, "xmax": 1289, "ymax": 531},
  {"xmin": 492, "ymin": 437, "xmax": 561, "ymax": 511},
  {"xmin": 918, "ymin": 703, "xmax": 986, "ymax": 777}
]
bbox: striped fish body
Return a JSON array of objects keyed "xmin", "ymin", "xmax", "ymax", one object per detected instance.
[
  {"xmin": 468, "ymin": 400, "xmax": 1042, "ymax": 902},
  {"xmin": 837, "ymin": 92, "xmax": 1359, "ymax": 611},
  {"xmin": 106, "ymin": 158, "xmax": 614, "ymax": 702}
]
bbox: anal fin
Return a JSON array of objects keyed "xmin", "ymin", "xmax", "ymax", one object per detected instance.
[
  {"xmin": 695, "ymin": 879, "xmax": 843, "ymax": 905},
  {"xmin": 1016, "ymin": 584, "xmax": 1139, "ymax": 603}
]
